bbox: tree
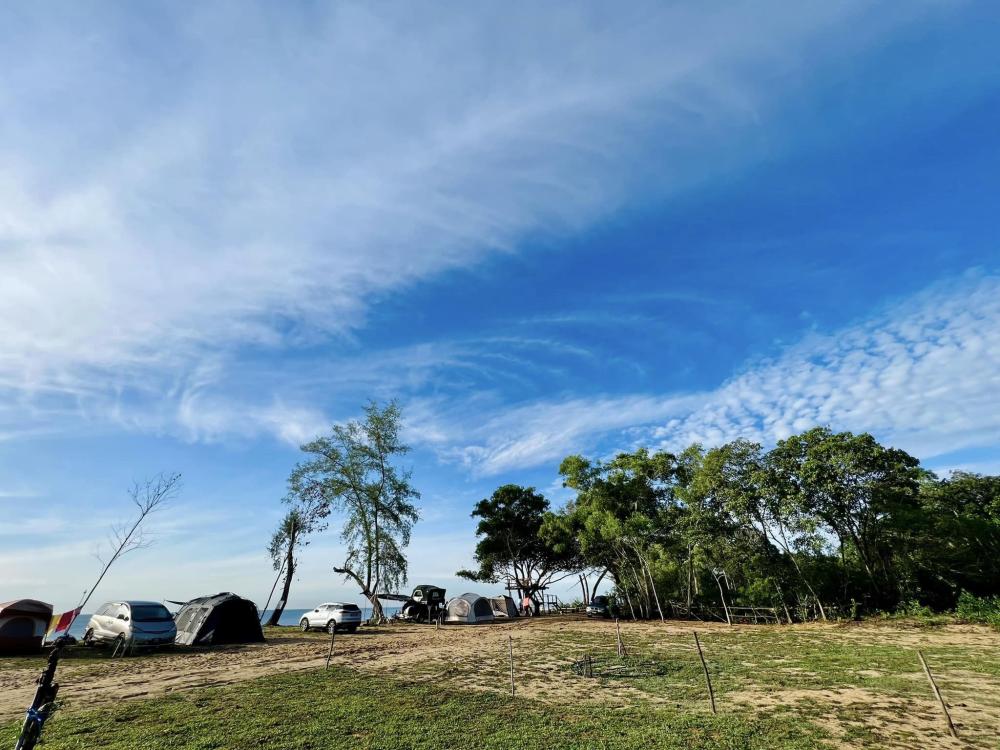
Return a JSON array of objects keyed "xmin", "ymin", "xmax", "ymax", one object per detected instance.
[
  {"xmin": 265, "ymin": 508, "xmax": 310, "ymax": 627},
  {"xmin": 766, "ymin": 428, "xmax": 921, "ymax": 609},
  {"xmin": 902, "ymin": 471, "xmax": 1000, "ymax": 607},
  {"xmin": 557, "ymin": 449, "xmax": 685, "ymax": 620},
  {"xmin": 691, "ymin": 439, "xmax": 827, "ymax": 620},
  {"xmin": 74, "ymin": 473, "xmax": 181, "ymax": 630},
  {"xmin": 458, "ymin": 484, "xmax": 574, "ymax": 613},
  {"xmin": 286, "ymin": 401, "xmax": 419, "ymax": 624}
]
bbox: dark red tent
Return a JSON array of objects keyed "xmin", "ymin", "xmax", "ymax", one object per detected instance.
[{"xmin": 0, "ymin": 599, "xmax": 53, "ymax": 655}]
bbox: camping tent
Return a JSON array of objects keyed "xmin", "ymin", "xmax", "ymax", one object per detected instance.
[
  {"xmin": 0, "ymin": 599, "xmax": 53, "ymax": 655},
  {"xmin": 489, "ymin": 595, "xmax": 519, "ymax": 618},
  {"xmin": 444, "ymin": 593, "xmax": 495, "ymax": 624},
  {"xmin": 173, "ymin": 593, "xmax": 264, "ymax": 646}
]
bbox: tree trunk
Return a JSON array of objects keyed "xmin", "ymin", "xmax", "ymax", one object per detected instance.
[
  {"xmin": 714, "ymin": 572, "xmax": 732, "ymax": 626},
  {"xmin": 686, "ymin": 545, "xmax": 694, "ymax": 609},
  {"xmin": 591, "ymin": 568, "xmax": 608, "ymax": 598},
  {"xmin": 770, "ymin": 522, "xmax": 827, "ymax": 621},
  {"xmin": 334, "ymin": 565, "xmax": 384, "ymax": 624},
  {"xmin": 267, "ymin": 534, "xmax": 296, "ymax": 626},
  {"xmin": 643, "ymin": 556, "xmax": 665, "ymax": 622}
]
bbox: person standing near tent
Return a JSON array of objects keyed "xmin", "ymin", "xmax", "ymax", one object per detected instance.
[{"xmin": 521, "ymin": 595, "xmax": 533, "ymax": 617}]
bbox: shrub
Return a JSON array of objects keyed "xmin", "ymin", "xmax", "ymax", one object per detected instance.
[{"xmin": 955, "ymin": 591, "xmax": 1000, "ymax": 627}]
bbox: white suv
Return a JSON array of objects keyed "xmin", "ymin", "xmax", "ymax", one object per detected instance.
[
  {"xmin": 83, "ymin": 601, "xmax": 177, "ymax": 647},
  {"xmin": 300, "ymin": 602, "xmax": 362, "ymax": 633}
]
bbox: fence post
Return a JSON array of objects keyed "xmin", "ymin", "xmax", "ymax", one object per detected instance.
[
  {"xmin": 508, "ymin": 635, "xmax": 515, "ymax": 698},
  {"xmin": 325, "ymin": 629, "xmax": 336, "ymax": 669},
  {"xmin": 917, "ymin": 650, "xmax": 957, "ymax": 738},
  {"xmin": 693, "ymin": 631, "xmax": 717, "ymax": 714}
]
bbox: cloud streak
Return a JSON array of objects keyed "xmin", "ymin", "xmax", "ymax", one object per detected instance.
[
  {"xmin": 433, "ymin": 272, "xmax": 1000, "ymax": 474},
  {"xmin": 0, "ymin": 1, "xmax": 939, "ymax": 439}
]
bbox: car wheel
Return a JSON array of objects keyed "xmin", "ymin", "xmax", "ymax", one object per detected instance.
[
  {"xmin": 112, "ymin": 634, "xmax": 126, "ymax": 655},
  {"xmin": 326, "ymin": 620, "xmax": 337, "ymax": 634},
  {"xmin": 82, "ymin": 628, "xmax": 95, "ymax": 645},
  {"xmin": 299, "ymin": 619, "xmax": 310, "ymax": 632}
]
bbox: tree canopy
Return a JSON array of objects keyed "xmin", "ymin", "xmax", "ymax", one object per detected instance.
[
  {"xmin": 458, "ymin": 484, "xmax": 575, "ymax": 612},
  {"xmin": 285, "ymin": 400, "xmax": 419, "ymax": 623},
  {"xmin": 469, "ymin": 429, "xmax": 1000, "ymax": 622}
]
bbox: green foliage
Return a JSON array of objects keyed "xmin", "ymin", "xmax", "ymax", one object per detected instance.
[
  {"xmin": 955, "ymin": 591, "xmax": 1000, "ymax": 627},
  {"xmin": 285, "ymin": 400, "xmax": 419, "ymax": 620},
  {"xmin": 542, "ymin": 429, "xmax": 1000, "ymax": 619},
  {"xmin": 458, "ymin": 484, "xmax": 574, "ymax": 608},
  {"xmin": 267, "ymin": 508, "xmax": 309, "ymax": 571}
]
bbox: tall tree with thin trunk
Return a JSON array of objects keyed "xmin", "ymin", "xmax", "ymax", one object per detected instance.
[
  {"xmin": 265, "ymin": 509, "xmax": 310, "ymax": 626},
  {"xmin": 285, "ymin": 400, "xmax": 419, "ymax": 624}
]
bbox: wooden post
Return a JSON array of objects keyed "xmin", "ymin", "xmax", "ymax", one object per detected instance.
[
  {"xmin": 325, "ymin": 629, "xmax": 336, "ymax": 669},
  {"xmin": 713, "ymin": 573, "xmax": 732, "ymax": 626},
  {"xmin": 693, "ymin": 631, "xmax": 717, "ymax": 714},
  {"xmin": 615, "ymin": 618, "xmax": 626, "ymax": 658},
  {"xmin": 508, "ymin": 636, "xmax": 515, "ymax": 698},
  {"xmin": 917, "ymin": 650, "xmax": 957, "ymax": 738}
]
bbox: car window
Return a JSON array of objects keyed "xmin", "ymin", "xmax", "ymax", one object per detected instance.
[{"xmin": 131, "ymin": 604, "xmax": 173, "ymax": 622}]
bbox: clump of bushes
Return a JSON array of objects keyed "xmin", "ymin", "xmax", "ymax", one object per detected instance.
[{"xmin": 955, "ymin": 592, "xmax": 1000, "ymax": 628}]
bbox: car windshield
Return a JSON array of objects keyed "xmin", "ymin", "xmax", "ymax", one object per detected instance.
[{"xmin": 131, "ymin": 605, "xmax": 173, "ymax": 622}]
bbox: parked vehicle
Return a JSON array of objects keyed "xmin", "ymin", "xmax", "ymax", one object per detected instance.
[
  {"xmin": 82, "ymin": 601, "xmax": 176, "ymax": 648},
  {"xmin": 380, "ymin": 585, "xmax": 447, "ymax": 623},
  {"xmin": 585, "ymin": 595, "xmax": 616, "ymax": 619},
  {"xmin": 299, "ymin": 602, "xmax": 362, "ymax": 633}
]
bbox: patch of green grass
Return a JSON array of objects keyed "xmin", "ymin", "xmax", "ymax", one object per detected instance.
[{"xmin": 1, "ymin": 664, "xmax": 829, "ymax": 750}]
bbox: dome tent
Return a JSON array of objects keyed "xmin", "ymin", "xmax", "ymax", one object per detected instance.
[
  {"xmin": 444, "ymin": 593, "xmax": 495, "ymax": 624},
  {"xmin": 490, "ymin": 595, "xmax": 519, "ymax": 618},
  {"xmin": 173, "ymin": 593, "xmax": 264, "ymax": 646},
  {"xmin": 0, "ymin": 599, "xmax": 53, "ymax": 655}
]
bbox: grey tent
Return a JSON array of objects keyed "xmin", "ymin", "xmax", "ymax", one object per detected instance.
[
  {"xmin": 444, "ymin": 593, "xmax": 495, "ymax": 624},
  {"xmin": 489, "ymin": 595, "xmax": 519, "ymax": 618},
  {"xmin": 173, "ymin": 593, "xmax": 264, "ymax": 646}
]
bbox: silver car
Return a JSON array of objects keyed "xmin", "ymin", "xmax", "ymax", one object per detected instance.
[
  {"xmin": 82, "ymin": 601, "xmax": 177, "ymax": 647},
  {"xmin": 299, "ymin": 602, "xmax": 362, "ymax": 633}
]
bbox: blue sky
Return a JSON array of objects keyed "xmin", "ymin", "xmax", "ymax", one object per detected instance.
[{"xmin": 2, "ymin": 1, "xmax": 999, "ymax": 611}]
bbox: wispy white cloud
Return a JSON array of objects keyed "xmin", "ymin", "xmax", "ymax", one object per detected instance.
[
  {"xmin": 0, "ymin": 1, "xmax": 940, "ymax": 442},
  {"xmin": 432, "ymin": 272, "xmax": 1000, "ymax": 475},
  {"xmin": 652, "ymin": 271, "xmax": 1000, "ymax": 462},
  {"xmin": 409, "ymin": 393, "xmax": 704, "ymax": 476}
]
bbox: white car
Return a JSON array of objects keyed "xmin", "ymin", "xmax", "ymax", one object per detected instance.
[
  {"xmin": 82, "ymin": 601, "xmax": 177, "ymax": 647},
  {"xmin": 299, "ymin": 602, "xmax": 362, "ymax": 633}
]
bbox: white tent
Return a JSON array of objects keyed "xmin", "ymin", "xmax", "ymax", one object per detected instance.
[{"xmin": 444, "ymin": 593, "xmax": 495, "ymax": 624}]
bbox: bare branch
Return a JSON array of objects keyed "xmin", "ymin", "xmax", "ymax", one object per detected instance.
[{"xmin": 77, "ymin": 472, "xmax": 181, "ymax": 621}]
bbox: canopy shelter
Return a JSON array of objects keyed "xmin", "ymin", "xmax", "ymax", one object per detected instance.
[
  {"xmin": 0, "ymin": 599, "xmax": 53, "ymax": 655},
  {"xmin": 173, "ymin": 593, "xmax": 264, "ymax": 646},
  {"xmin": 444, "ymin": 593, "xmax": 495, "ymax": 624},
  {"xmin": 381, "ymin": 585, "xmax": 447, "ymax": 622},
  {"xmin": 490, "ymin": 595, "xmax": 519, "ymax": 618}
]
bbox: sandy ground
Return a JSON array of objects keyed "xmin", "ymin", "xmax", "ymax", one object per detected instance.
[{"xmin": 2, "ymin": 617, "xmax": 998, "ymax": 749}]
